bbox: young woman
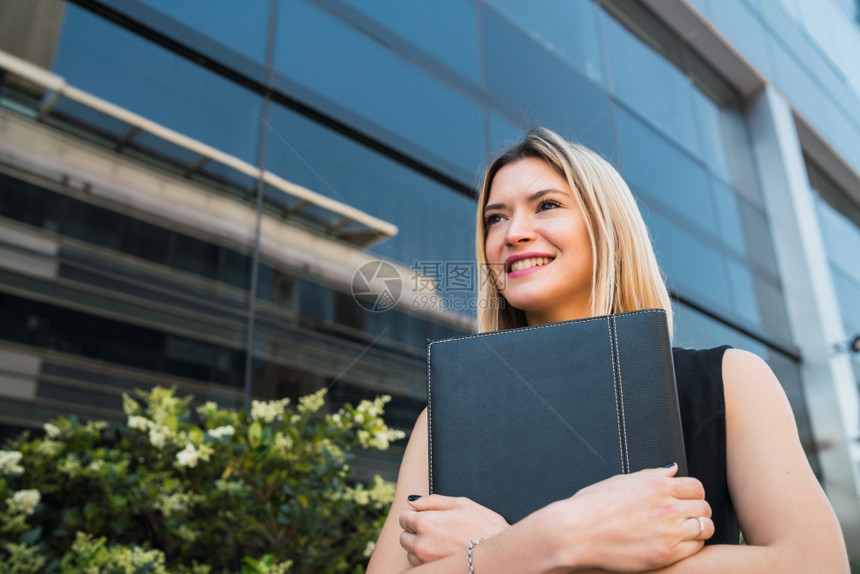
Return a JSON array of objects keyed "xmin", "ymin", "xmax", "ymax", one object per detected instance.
[{"xmin": 367, "ymin": 127, "xmax": 849, "ymax": 573}]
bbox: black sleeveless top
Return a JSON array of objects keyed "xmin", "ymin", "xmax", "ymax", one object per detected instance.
[{"xmin": 673, "ymin": 346, "xmax": 741, "ymax": 545}]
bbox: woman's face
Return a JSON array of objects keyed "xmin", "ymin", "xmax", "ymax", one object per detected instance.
[{"xmin": 483, "ymin": 157, "xmax": 594, "ymax": 325}]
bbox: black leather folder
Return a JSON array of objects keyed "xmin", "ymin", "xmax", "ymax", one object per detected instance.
[{"xmin": 427, "ymin": 309, "xmax": 686, "ymax": 524}]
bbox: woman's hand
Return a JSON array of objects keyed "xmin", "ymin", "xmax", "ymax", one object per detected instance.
[
  {"xmin": 399, "ymin": 495, "xmax": 509, "ymax": 566},
  {"xmin": 542, "ymin": 463, "xmax": 713, "ymax": 572}
]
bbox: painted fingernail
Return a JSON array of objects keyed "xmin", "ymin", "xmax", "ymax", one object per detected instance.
[
  {"xmin": 662, "ymin": 462, "xmax": 677, "ymax": 468},
  {"xmin": 407, "ymin": 494, "xmax": 421, "ymax": 501}
]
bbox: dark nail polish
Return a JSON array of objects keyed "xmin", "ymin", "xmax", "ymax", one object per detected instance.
[
  {"xmin": 662, "ymin": 462, "xmax": 677, "ymax": 469},
  {"xmin": 407, "ymin": 494, "xmax": 421, "ymax": 501}
]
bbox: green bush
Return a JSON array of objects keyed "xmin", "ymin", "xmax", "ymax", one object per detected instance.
[{"xmin": 0, "ymin": 386, "xmax": 404, "ymax": 573}]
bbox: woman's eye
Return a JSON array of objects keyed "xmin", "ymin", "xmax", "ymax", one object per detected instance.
[
  {"xmin": 538, "ymin": 200, "xmax": 561, "ymax": 211},
  {"xmin": 484, "ymin": 214, "xmax": 503, "ymax": 227}
]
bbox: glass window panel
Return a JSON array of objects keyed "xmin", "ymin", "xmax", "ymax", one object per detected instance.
[
  {"xmin": 171, "ymin": 234, "xmax": 220, "ymax": 280},
  {"xmin": 132, "ymin": 0, "xmax": 269, "ymax": 63},
  {"xmin": 769, "ymin": 41, "xmax": 827, "ymax": 136},
  {"xmin": 481, "ymin": 6, "xmax": 615, "ymax": 156},
  {"xmin": 754, "ymin": 273, "xmax": 793, "ymax": 340},
  {"xmin": 264, "ymin": 105, "xmax": 476, "ymax": 269},
  {"xmin": 482, "ymin": 0, "xmax": 604, "ymax": 86},
  {"xmin": 831, "ymin": 269, "xmax": 860, "ymax": 337},
  {"xmin": 816, "ymin": 188, "xmax": 860, "ymax": 285},
  {"xmin": 55, "ymin": 5, "xmax": 264, "ymax": 164},
  {"xmin": 602, "ymin": 13, "xmax": 700, "ymax": 158},
  {"xmin": 616, "ymin": 109, "xmax": 718, "ymax": 238},
  {"xmin": 738, "ymin": 201, "xmax": 779, "ymax": 276},
  {"xmin": 274, "ymin": 0, "xmax": 484, "ymax": 177},
  {"xmin": 716, "ymin": 107, "xmax": 762, "ymax": 203},
  {"xmin": 708, "ymin": 0, "xmax": 776, "ymax": 80},
  {"xmin": 711, "ymin": 179, "xmax": 747, "ymax": 256},
  {"xmin": 298, "ymin": 279, "xmax": 333, "ymax": 321},
  {"xmin": 487, "ymin": 112, "xmax": 525, "ymax": 159},
  {"xmin": 221, "ymin": 248, "xmax": 251, "ymax": 290},
  {"xmin": 121, "ymin": 218, "xmax": 172, "ymax": 265},
  {"xmin": 0, "ymin": 175, "xmax": 56, "ymax": 229},
  {"xmin": 673, "ymin": 302, "xmax": 768, "ymax": 356},
  {"xmin": 642, "ymin": 205, "xmax": 732, "ymax": 311},
  {"xmin": 726, "ymin": 258, "xmax": 762, "ymax": 327},
  {"xmin": 691, "ymin": 90, "xmax": 731, "ymax": 183},
  {"xmin": 340, "ymin": 0, "xmax": 480, "ymax": 80}
]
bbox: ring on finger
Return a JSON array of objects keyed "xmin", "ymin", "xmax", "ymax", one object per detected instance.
[{"xmin": 696, "ymin": 516, "xmax": 705, "ymax": 538}]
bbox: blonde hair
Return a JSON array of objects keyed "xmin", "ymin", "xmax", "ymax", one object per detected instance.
[{"xmin": 475, "ymin": 127, "xmax": 673, "ymax": 334}]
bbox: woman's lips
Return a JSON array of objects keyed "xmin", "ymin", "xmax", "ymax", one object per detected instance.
[{"xmin": 507, "ymin": 256, "xmax": 553, "ymax": 278}]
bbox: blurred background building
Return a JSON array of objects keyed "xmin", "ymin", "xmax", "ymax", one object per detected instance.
[{"xmin": 0, "ymin": 0, "xmax": 858, "ymax": 558}]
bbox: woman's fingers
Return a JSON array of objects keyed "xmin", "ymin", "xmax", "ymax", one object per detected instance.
[
  {"xmin": 685, "ymin": 515, "xmax": 714, "ymax": 540},
  {"xmin": 399, "ymin": 509, "xmax": 418, "ymax": 534}
]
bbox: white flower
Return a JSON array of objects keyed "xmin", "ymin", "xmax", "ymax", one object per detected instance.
[
  {"xmin": 176, "ymin": 444, "xmax": 200, "ymax": 468},
  {"xmin": 149, "ymin": 427, "xmax": 167, "ymax": 448},
  {"xmin": 251, "ymin": 398, "xmax": 290, "ymax": 423},
  {"xmin": 35, "ymin": 440, "xmax": 64, "ymax": 457},
  {"xmin": 174, "ymin": 443, "xmax": 212, "ymax": 468},
  {"xmin": 128, "ymin": 416, "xmax": 150, "ymax": 431},
  {"xmin": 43, "ymin": 423, "xmax": 61, "ymax": 438},
  {"xmin": 8, "ymin": 489, "xmax": 40, "ymax": 515},
  {"xmin": 0, "ymin": 451, "xmax": 24, "ymax": 475},
  {"xmin": 208, "ymin": 425, "xmax": 235, "ymax": 439},
  {"xmin": 298, "ymin": 389, "xmax": 326, "ymax": 414}
]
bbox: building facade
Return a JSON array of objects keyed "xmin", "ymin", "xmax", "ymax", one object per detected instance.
[{"xmin": 0, "ymin": 0, "xmax": 858, "ymax": 558}]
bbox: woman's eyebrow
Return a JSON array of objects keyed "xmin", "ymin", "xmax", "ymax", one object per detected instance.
[{"xmin": 484, "ymin": 188, "xmax": 565, "ymax": 213}]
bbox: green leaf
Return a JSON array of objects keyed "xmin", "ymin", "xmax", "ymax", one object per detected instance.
[
  {"xmin": 20, "ymin": 527, "xmax": 42, "ymax": 544},
  {"xmin": 248, "ymin": 421, "xmax": 262, "ymax": 449}
]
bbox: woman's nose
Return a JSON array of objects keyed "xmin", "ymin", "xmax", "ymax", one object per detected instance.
[{"xmin": 505, "ymin": 212, "xmax": 536, "ymax": 245}]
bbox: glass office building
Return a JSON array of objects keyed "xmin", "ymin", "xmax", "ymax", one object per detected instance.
[{"xmin": 0, "ymin": 0, "xmax": 859, "ymax": 557}]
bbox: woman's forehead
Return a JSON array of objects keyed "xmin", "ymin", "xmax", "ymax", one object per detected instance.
[{"xmin": 487, "ymin": 158, "xmax": 571, "ymax": 204}]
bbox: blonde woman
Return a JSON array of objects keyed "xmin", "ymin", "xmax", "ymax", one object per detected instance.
[{"xmin": 367, "ymin": 128, "xmax": 848, "ymax": 573}]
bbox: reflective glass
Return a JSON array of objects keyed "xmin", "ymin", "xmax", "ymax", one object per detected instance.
[
  {"xmin": 832, "ymin": 269, "xmax": 860, "ymax": 337},
  {"xmin": 132, "ymin": 0, "xmax": 269, "ymax": 63},
  {"xmin": 691, "ymin": 90, "xmax": 731, "ymax": 183},
  {"xmin": 274, "ymin": 0, "xmax": 484, "ymax": 177},
  {"xmin": 738, "ymin": 201, "xmax": 779, "ymax": 276},
  {"xmin": 708, "ymin": 0, "xmax": 776, "ymax": 80},
  {"xmin": 754, "ymin": 273, "xmax": 792, "ymax": 339},
  {"xmin": 726, "ymin": 258, "xmax": 762, "ymax": 327},
  {"xmin": 616, "ymin": 108, "xmax": 718, "ymax": 238},
  {"xmin": 482, "ymin": 0, "xmax": 604, "ymax": 86},
  {"xmin": 298, "ymin": 279, "xmax": 333, "ymax": 321},
  {"xmin": 54, "ymin": 5, "xmax": 264, "ymax": 164},
  {"xmin": 341, "ymin": 0, "xmax": 480, "ymax": 80},
  {"xmin": 642, "ymin": 205, "xmax": 732, "ymax": 312},
  {"xmin": 487, "ymin": 112, "xmax": 525, "ymax": 160},
  {"xmin": 711, "ymin": 179, "xmax": 747, "ymax": 256},
  {"xmin": 816, "ymin": 197, "xmax": 860, "ymax": 284},
  {"xmin": 481, "ymin": 6, "xmax": 615, "ymax": 156},
  {"xmin": 673, "ymin": 302, "xmax": 768, "ymax": 356},
  {"xmin": 770, "ymin": 42, "xmax": 827, "ymax": 137},
  {"xmin": 602, "ymin": 13, "xmax": 700, "ymax": 158},
  {"xmin": 264, "ymin": 105, "xmax": 476, "ymax": 270}
]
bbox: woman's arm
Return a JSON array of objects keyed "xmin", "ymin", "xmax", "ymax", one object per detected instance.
[
  {"xmin": 627, "ymin": 348, "xmax": 849, "ymax": 573},
  {"xmin": 367, "ymin": 409, "xmax": 431, "ymax": 573},
  {"xmin": 369, "ymin": 410, "xmax": 711, "ymax": 573}
]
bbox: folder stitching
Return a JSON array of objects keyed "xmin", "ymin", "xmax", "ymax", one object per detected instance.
[{"xmin": 612, "ymin": 314, "xmax": 630, "ymax": 474}]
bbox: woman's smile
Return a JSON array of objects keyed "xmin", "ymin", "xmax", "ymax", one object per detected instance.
[{"xmin": 506, "ymin": 253, "xmax": 555, "ymax": 277}]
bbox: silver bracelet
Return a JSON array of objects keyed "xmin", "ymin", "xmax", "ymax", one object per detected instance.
[{"xmin": 466, "ymin": 538, "xmax": 483, "ymax": 574}]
